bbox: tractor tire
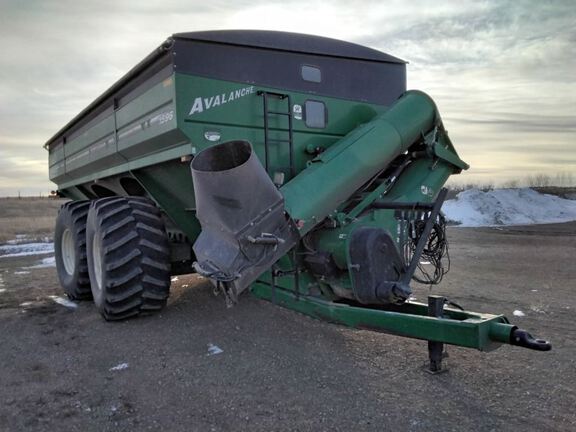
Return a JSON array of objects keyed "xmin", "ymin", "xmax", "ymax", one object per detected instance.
[
  {"xmin": 86, "ymin": 196, "xmax": 171, "ymax": 321},
  {"xmin": 54, "ymin": 200, "xmax": 92, "ymax": 300}
]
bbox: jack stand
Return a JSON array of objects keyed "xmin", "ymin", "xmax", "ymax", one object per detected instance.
[
  {"xmin": 427, "ymin": 295, "xmax": 448, "ymax": 374},
  {"xmin": 271, "ymin": 266, "xmax": 278, "ymax": 305}
]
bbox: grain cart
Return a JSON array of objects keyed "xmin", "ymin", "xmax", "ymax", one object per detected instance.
[{"xmin": 45, "ymin": 31, "xmax": 550, "ymax": 370}]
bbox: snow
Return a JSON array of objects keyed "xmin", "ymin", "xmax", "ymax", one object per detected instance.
[
  {"xmin": 26, "ymin": 256, "xmax": 56, "ymax": 268},
  {"xmin": 443, "ymin": 188, "xmax": 576, "ymax": 227},
  {"xmin": 109, "ymin": 363, "xmax": 129, "ymax": 371},
  {"xmin": 0, "ymin": 242, "xmax": 54, "ymax": 258},
  {"xmin": 207, "ymin": 343, "xmax": 224, "ymax": 356},
  {"xmin": 49, "ymin": 295, "xmax": 78, "ymax": 309},
  {"xmin": 513, "ymin": 310, "xmax": 526, "ymax": 317},
  {"xmin": 6, "ymin": 234, "xmax": 28, "ymax": 245},
  {"xmin": 6, "ymin": 234, "xmax": 52, "ymax": 245}
]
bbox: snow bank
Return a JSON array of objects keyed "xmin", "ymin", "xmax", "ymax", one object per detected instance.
[
  {"xmin": 0, "ymin": 242, "xmax": 54, "ymax": 258},
  {"xmin": 443, "ymin": 188, "xmax": 576, "ymax": 227}
]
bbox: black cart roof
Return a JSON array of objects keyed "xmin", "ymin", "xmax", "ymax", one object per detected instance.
[{"xmin": 172, "ymin": 30, "xmax": 405, "ymax": 64}]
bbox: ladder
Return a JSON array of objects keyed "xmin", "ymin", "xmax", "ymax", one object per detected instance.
[
  {"xmin": 257, "ymin": 91, "xmax": 295, "ymax": 181},
  {"xmin": 257, "ymin": 91, "xmax": 299, "ymax": 302}
]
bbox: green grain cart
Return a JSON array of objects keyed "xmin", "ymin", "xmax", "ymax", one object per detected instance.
[{"xmin": 45, "ymin": 31, "xmax": 549, "ymax": 370}]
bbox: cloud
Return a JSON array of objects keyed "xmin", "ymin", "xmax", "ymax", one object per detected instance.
[
  {"xmin": 447, "ymin": 114, "xmax": 576, "ymax": 133},
  {"xmin": 0, "ymin": 0, "xmax": 574, "ymax": 195}
]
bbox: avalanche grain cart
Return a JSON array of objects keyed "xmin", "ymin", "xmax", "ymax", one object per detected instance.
[{"xmin": 45, "ymin": 31, "xmax": 550, "ymax": 370}]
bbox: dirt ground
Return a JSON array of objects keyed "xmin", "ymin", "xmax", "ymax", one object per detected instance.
[{"xmin": 0, "ymin": 222, "xmax": 574, "ymax": 431}]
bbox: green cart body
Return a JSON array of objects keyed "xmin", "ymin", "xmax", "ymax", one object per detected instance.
[{"xmin": 45, "ymin": 31, "xmax": 550, "ymax": 368}]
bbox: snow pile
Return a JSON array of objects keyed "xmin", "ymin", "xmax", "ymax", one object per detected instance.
[
  {"xmin": 0, "ymin": 242, "xmax": 54, "ymax": 258},
  {"xmin": 443, "ymin": 188, "xmax": 576, "ymax": 227}
]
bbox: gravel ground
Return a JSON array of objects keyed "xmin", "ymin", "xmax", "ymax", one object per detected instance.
[{"xmin": 0, "ymin": 223, "xmax": 574, "ymax": 431}]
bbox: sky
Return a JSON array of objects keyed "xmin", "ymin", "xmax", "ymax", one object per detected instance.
[{"xmin": 0, "ymin": 0, "xmax": 574, "ymax": 195}]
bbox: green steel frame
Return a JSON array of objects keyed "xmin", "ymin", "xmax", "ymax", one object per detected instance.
[{"xmin": 250, "ymin": 283, "xmax": 515, "ymax": 352}]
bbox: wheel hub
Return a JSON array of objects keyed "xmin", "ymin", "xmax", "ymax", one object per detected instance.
[
  {"xmin": 92, "ymin": 236, "xmax": 103, "ymax": 292},
  {"xmin": 61, "ymin": 228, "xmax": 76, "ymax": 275}
]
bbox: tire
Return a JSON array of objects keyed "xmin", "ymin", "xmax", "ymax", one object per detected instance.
[
  {"xmin": 86, "ymin": 196, "xmax": 170, "ymax": 320},
  {"xmin": 54, "ymin": 200, "xmax": 92, "ymax": 300}
]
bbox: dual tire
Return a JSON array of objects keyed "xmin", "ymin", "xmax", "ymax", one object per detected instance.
[
  {"xmin": 54, "ymin": 201, "xmax": 92, "ymax": 300},
  {"xmin": 55, "ymin": 197, "xmax": 171, "ymax": 320}
]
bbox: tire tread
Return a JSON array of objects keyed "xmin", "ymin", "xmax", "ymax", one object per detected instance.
[
  {"xmin": 87, "ymin": 197, "xmax": 170, "ymax": 320},
  {"xmin": 56, "ymin": 200, "xmax": 92, "ymax": 300}
]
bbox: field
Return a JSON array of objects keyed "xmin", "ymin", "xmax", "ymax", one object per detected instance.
[
  {"xmin": 0, "ymin": 198, "xmax": 575, "ymax": 431},
  {"xmin": 0, "ymin": 198, "xmax": 65, "ymax": 243}
]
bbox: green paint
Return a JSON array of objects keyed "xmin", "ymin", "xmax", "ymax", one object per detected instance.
[
  {"xmin": 251, "ymin": 282, "xmax": 514, "ymax": 352},
  {"xmin": 131, "ymin": 160, "xmax": 201, "ymax": 241},
  {"xmin": 279, "ymin": 91, "xmax": 452, "ymax": 234},
  {"xmin": 51, "ymin": 72, "xmax": 386, "ymax": 245}
]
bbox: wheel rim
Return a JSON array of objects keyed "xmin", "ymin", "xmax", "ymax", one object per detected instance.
[
  {"xmin": 61, "ymin": 229, "xmax": 76, "ymax": 275},
  {"xmin": 92, "ymin": 235, "xmax": 103, "ymax": 293}
]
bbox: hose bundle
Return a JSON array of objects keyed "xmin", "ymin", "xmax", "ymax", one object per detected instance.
[{"xmin": 408, "ymin": 213, "xmax": 450, "ymax": 285}]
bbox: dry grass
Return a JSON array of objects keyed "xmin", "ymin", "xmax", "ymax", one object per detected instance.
[
  {"xmin": 0, "ymin": 198, "xmax": 67, "ymax": 244},
  {"xmin": 533, "ymin": 186, "xmax": 576, "ymax": 199}
]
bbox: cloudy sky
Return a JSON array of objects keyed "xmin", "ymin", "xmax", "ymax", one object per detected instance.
[{"xmin": 0, "ymin": 0, "xmax": 574, "ymax": 195}]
